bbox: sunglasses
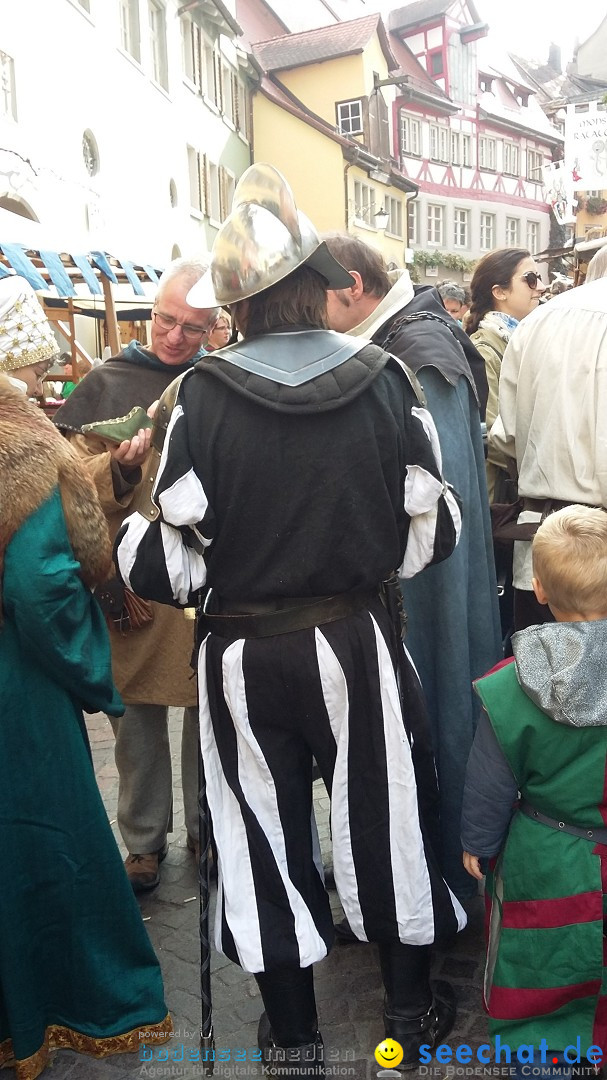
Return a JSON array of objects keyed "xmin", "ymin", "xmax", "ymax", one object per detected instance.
[{"xmin": 521, "ymin": 271, "xmax": 541, "ymax": 289}]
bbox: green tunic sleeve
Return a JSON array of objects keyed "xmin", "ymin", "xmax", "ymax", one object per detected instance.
[{"xmin": 3, "ymin": 488, "xmax": 124, "ymax": 717}]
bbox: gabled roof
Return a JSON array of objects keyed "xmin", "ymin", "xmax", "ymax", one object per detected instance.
[
  {"xmin": 258, "ymin": 73, "xmax": 418, "ymax": 193},
  {"xmin": 252, "ymin": 13, "xmax": 398, "ymax": 74},
  {"xmin": 389, "ymin": 0, "xmax": 481, "ymax": 34},
  {"xmin": 477, "ymin": 45, "xmax": 536, "ymax": 93},
  {"xmin": 235, "ymin": 0, "xmax": 288, "ymax": 51},
  {"xmin": 510, "ymin": 53, "xmax": 607, "ymax": 111},
  {"xmin": 388, "ymin": 28, "xmax": 451, "ymax": 102}
]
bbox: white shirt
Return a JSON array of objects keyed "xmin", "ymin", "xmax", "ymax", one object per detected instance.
[{"xmin": 490, "ymin": 279, "xmax": 607, "ymax": 587}]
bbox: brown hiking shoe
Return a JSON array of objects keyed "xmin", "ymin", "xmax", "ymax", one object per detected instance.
[{"xmin": 125, "ymin": 841, "xmax": 168, "ymax": 893}]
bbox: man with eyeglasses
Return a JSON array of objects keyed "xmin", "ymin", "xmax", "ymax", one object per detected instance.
[{"xmin": 54, "ymin": 257, "xmax": 219, "ymax": 891}]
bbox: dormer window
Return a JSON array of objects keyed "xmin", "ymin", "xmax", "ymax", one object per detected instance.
[
  {"xmin": 515, "ymin": 92, "xmax": 530, "ymax": 107},
  {"xmin": 479, "ymin": 75, "xmax": 493, "ymax": 93},
  {"xmin": 429, "ymin": 50, "xmax": 443, "ymax": 77},
  {"xmin": 337, "ymin": 99, "xmax": 363, "ymax": 136}
]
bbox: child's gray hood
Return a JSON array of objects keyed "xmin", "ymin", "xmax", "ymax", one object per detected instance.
[{"xmin": 512, "ymin": 620, "xmax": 607, "ymax": 727}]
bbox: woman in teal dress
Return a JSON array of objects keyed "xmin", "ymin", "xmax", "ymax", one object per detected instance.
[{"xmin": 0, "ymin": 276, "xmax": 171, "ymax": 1079}]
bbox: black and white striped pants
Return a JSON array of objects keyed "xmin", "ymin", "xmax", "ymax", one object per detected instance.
[{"xmin": 198, "ymin": 597, "xmax": 466, "ymax": 973}]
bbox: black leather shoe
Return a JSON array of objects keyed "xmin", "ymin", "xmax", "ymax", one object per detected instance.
[
  {"xmin": 257, "ymin": 1012, "xmax": 325, "ymax": 1078},
  {"xmin": 384, "ymin": 980, "xmax": 456, "ymax": 1071},
  {"xmin": 323, "ymin": 862, "xmax": 336, "ymax": 890}
]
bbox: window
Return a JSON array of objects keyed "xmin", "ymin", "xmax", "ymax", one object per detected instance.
[
  {"xmin": 181, "ymin": 19, "xmax": 218, "ymax": 103},
  {"xmin": 479, "ymin": 75, "xmax": 493, "ymax": 93},
  {"xmin": 480, "ymin": 212, "xmax": 495, "ymax": 251},
  {"xmin": 353, "ymin": 180, "xmax": 376, "ymax": 225},
  {"xmin": 203, "ymin": 40, "xmax": 218, "ymax": 103},
  {"xmin": 0, "ymin": 51, "xmax": 16, "ymax": 120},
  {"xmin": 119, "ymin": 0, "xmax": 140, "ymax": 62},
  {"xmin": 219, "ymin": 166, "xmax": 235, "ymax": 222},
  {"xmin": 408, "ymin": 200, "xmax": 419, "ymax": 245},
  {"xmin": 221, "ymin": 63, "xmax": 235, "ymax": 124},
  {"xmin": 148, "ymin": 1, "xmax": 168, "ymax": 89},
  {"xmin": 479, "ymin": 136, "xmax": 496, "ymax": 170},
  {"xmin": 400, "ymin": 113, "xmax": 421, "ymax": 157},
  {"xmin": 337, "ymin": 100, "xmax": 363, "ymax": 136},
  {"xmin": 506, "ymin": 217, "xmax": 520, "ymax": 246},
  {"xmin": 187, "ymin": 145, "xmax": 206, "ymax": 214},
  {"xmin": 451, "ymin": 132, "xmax": 471, "ymax": 166},
  {"xmin": 430, "ymin": 124, "xmax": 449, "ymax": 164},
  {"xmin": 427, "ymin": 204, "xmax": 444, "ymax": 246},
  {"xmin": 503, "ymin": 142, "xmax": 520, "ymax": 176},
  {"xmin": 384, "ymin": 197, "xmax": 403, "ymax": 238},
  {"xmin": 429, "ymin": 51, "xmax": 443, "ymax": 76},
  {"xmin": 453, "ymin": 208, "xmax": 469, "ymax": 249},
  {"xmin": 236, "ymin": 79, "xmax": 249, "ymax": 140},
  {"xmin": 169, "ymin": 178, "xmax": 177, "ymax": 207},
  {"xmin": 182, "ymin": 17, "xmax": 202, "ymax": 91},
  {"xmin": 527, "ymin": 148, "xmax": 543, "ymax": 182},
  {"xmin": 526, "ymin": 220, "xmax": 540, "ymax": 253},
  {"xmin": 208, "ymin": 161, "xmax": 220, "ymax": 222}
]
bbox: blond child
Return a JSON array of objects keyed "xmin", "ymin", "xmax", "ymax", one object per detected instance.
[{"xmin": 461, "ymin": 505, "xmax": 607, "ymax": 1078}]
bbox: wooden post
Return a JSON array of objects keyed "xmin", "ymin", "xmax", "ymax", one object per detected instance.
[
  {"xmin": 51, "ymin": 320, "xmax": 93, "ymax": 372},
  {"xmin": 66, "ymin": 298, "xmax": 80, "ymax": 380},
  {"xmin": 101, "ymin": 275, "xmax": 120, "ymax": 356}
]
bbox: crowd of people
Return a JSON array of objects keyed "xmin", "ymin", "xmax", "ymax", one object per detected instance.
[{"xmin": 2, "ymin": 167, "xmax": 607, "ymax": 1080}]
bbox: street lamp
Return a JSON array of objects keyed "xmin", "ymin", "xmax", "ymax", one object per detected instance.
[{"xmin": 374, "ymin": 206, "xmax": 389, "ymax": 231}]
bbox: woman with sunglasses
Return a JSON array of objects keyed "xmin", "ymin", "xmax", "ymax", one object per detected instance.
[
  {"xmin": 467, "ymin": 250, "xmax": 544, "ymax": 651},
  {"xmin": 466, "ymin": 248, "xmax": 545, "ymax": 504}
]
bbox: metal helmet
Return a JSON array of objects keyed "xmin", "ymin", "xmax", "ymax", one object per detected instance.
[{"xmin": 187, "ymin": 163, "xmax": 354, "ymax": 309}]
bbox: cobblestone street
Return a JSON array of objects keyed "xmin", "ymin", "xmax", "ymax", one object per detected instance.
[{"xmin": 46, "ymin": 709, "xmax": 488, "ymax": 1080}]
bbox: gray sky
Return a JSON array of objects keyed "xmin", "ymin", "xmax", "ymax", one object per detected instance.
[{"xmin": 465, "ymin": 1, "xmax": 603, "ymax": 64}]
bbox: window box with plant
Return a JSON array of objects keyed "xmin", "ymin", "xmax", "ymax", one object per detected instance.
[
  {"xmin": 413, "ymin": 251, "xmax": 476, "ymax": 274},
  {"xmin": 585, "ymin": 196, "xmax": 607, "ymax": 217}
]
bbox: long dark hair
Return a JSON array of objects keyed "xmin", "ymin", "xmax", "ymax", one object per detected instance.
[
  {"xmin": 234, "ymin": 265, "xmax": 328, "ymax": 338},
  {"xmin": 466, "ymin": 248, "xmax": 530, "ymax": 335}
]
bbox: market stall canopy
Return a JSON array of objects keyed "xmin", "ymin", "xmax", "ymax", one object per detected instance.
[
  {"xmin": 43, "ymin": 294, "xmax": 154, "ymax": 321},
  {"xmin": 0, "ymin": 207, "xmax": 164, "ymax": 297}
]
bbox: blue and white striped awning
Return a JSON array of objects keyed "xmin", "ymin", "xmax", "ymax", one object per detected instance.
[{"xmin": 0, "ymin": 209, "xmax": 163, "ymax": 297}]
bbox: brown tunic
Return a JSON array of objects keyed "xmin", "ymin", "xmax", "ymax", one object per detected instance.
[{"xmin": 54, "ymin": 349, "xmax": 198, "ymax": 707}]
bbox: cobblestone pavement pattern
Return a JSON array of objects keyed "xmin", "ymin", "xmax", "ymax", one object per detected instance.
[{"xmin": 45, "ymin": 709, "xmax": 488, "ymax": 1080}]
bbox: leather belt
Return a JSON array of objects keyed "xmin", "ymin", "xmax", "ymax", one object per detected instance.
[
  {"xmin": 198, "ymin": 587, "xmax": 379, "ymax": 639},
  {"xmin": 523, "ymin": 497, "xmax": 602, "ymax": 515},
  {"xmin": 520, "ymin": 799, "xmax": 607, "ymax": 845}
]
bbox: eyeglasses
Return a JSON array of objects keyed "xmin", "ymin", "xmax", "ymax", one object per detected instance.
[
  {"xmin": 521, "ymin": 271, "xmax": 541, "ymax": 289},
  {"xmin": 152, "ymin": 309, "xmax": 210, "ymax": 339}
]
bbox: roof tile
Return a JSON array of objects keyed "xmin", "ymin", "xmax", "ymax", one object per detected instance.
[{"xmin": 252, "ymin": 13, "xmax": 381, "ymax": 71}]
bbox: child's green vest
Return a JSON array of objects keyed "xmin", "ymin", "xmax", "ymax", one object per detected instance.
[{"xmin": 475, "ymin": 660, "xmax": 607, "ymax": 1055}]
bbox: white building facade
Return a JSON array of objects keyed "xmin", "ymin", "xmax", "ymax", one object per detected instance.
[{"xmin": 0, "ymin": 0, "xmax": 254, "ymax": 266}]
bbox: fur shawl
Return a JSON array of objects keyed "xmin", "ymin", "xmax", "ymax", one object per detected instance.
[{"xmin": 0, "ymin": 376, "xmax": 112, "ymax": 601}]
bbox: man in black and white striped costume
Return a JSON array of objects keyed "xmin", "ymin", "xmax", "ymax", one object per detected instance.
[{"xmin": 115, "ymin": 165, "xmax": 466, "ymax": 1075}]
